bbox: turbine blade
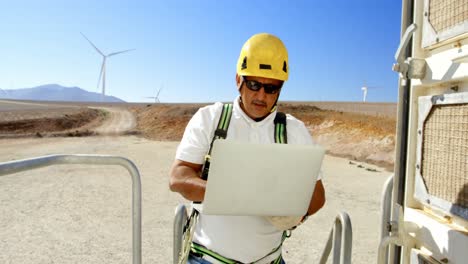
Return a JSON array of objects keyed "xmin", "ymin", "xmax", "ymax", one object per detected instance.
[
  {"xmin": 108, "ymin": 49, "xmax": 135, "ymax": 57},
  {"xmin": 156, "ymin": 87, "xmax": 163, "ymax": 97},
  {"xmin": 97, "ymin": 60, "xmax": 105, "ymax": 91},
  {"xmin": 81, "ymin": 32, "xmax": 105, "ymax": 56}
]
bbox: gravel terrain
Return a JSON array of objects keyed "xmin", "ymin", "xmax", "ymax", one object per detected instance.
[{"xmin": 0, "ymin": 136, "xmax": 390, "ymax": 263}]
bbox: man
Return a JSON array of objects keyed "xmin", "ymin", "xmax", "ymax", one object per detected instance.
[{"xmin": 170, "ymin": 33, "xmax": 325, "ymax": 264}]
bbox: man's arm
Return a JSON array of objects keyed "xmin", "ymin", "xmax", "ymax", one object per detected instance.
[
  {"xmin": 169, "ymin": 159, "xmax": 206, "ymax": 202},
  {"xmin": 306, "ymin": 179, "xmax": 325, "ymax": 216}
]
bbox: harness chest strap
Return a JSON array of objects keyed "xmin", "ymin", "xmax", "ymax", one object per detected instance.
[
  {"xmin": 201, "ymin": 103, "xmax": 233, "ymax": 180},
  {"xmin": 215, "ymin": 103, "xmax": 287, "ymax": 144}
]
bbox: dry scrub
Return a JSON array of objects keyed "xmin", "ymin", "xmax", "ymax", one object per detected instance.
[
  {"xmin": 0, "ymin": 108, "xmax": 106, "ymax": 138},
  {"xmin": 130, "ymin": 104, "xmax": 201, "ymax": 141},
  {"xmin": 131, "ymin": 103, "xmax": 397, "ymax": 171},
  {"xmin": 0, "ymin": 102, "xmax": 396, "ymax": 170}
]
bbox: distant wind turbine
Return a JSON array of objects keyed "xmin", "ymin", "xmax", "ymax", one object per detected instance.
[
  {"xmin": 145, "ymin": 85, "xmax": 163, "ymax": 103},
  {"xmin": 361, "ymin": 82, "xmax": 381, "ymax": 102},
  {"xmin": 81, "ymin": 32, "xmax": 135, "ymax": 100}
]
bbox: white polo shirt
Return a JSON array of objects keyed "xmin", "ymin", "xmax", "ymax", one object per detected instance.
[{"xmin": 175, "ymin": 96, "xmax": 319, "ymax": 263}]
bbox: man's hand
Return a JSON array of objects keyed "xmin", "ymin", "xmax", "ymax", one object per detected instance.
[
  {"xmin": 266, "ymin": 179, "xmax": 325, "ymax": 230},
  {"xmin": 306, "ymin": 180, "xmax": 325, "ymax": 216},
  {"xmin": 265, "ymin": 216, "xmax": 303, "ymax": 231},
  {"xmin": 169, "ymin": 159, "xmax": 205, "ymax": 202}
]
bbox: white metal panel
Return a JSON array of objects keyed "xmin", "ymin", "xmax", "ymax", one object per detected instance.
[{"xmin": 404, "ymin": 208, "xmax": 468, "ymax": 263}]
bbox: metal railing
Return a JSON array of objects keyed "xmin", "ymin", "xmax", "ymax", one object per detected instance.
[
  {"xmin": 377, "ymin": 174, "xmax": 398, "ymax": 264},
  {"xmin": 0, "ymin": 154, "xmax": 142, "ymax": 264},
  {"xmin": 318, "ymin": 211, "xmax": 353, "ymax": 264},
  {"xmin": 173, "ymin": 204, "xmax": 188, "ymax": 264},
  {"xmin": 378, "ymin": 175, "xmax": 394, "ymax": 264}
]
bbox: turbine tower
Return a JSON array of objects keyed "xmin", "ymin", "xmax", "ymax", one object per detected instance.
[
  {"xmin": 361, "ymin": 86, "xmax": 369, "ymax": 102},
  {"xmin": 361, "ymin": 82, "xmax": 380, "ymax": 102},
  {"xmin": 81, "ymin": 32, "xmax": 134, "ymax": 100}
]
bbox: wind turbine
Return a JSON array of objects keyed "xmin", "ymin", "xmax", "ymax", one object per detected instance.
[
  {"xmin": 361, "ymin": 86, "xmax": 369, "ymax": 102},
  {"xmin": 81, "ymin": 32, "xmax": 134, "ymax": 101},
  {"xmin": 145, "ymin": 84, "xmax": 163, "ymax": 103},
  {"xmin": 361, "ymin": 82, "xmax": 380, "ymax": 102}
]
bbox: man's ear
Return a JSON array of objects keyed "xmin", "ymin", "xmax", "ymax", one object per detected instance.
[{"xmin": 235, "ymin": 74, "xmax": 241, "ymax": 89}]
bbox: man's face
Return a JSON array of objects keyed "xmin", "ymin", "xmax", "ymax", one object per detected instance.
[{"xmin": 237, "ymin": 75, "xmax": 282, "ymax": 119}]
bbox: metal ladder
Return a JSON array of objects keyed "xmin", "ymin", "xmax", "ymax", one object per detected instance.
[{"xmin": 0, "ymin": 154, "xmax": 142, "ymax": 264}]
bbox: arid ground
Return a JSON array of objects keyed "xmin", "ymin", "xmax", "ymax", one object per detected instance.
[
  {"xmin": 0, "ymin": 99, "xmax": 397, "ymax": 263},
  {"xmin": 1, "ymin": 100, "xmax": 397, "ymax": 170}
]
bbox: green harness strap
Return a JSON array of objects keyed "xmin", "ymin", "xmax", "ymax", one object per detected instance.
[
  {"xmin": 216, "ymin": 103, "xmax": 234, "ymax": 140},
  {"xmin": 273, "ymin": 111, "xmax": 287, "ymax": 144},
  {"xmin": 201, "ymin": 103, "xmax": 234, "ymax": 180},
  {"xmin": 215, "ymin": 103, "xmax": 287, "ymax": 144},
  {"xmin": 214, "ymin": 103, "xmax": 287, "ymax": 149}
]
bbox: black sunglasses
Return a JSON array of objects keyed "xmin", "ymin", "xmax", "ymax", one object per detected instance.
[{"xmin": 242, "ymin": 77, "xmax": 283, "ymax": 94}]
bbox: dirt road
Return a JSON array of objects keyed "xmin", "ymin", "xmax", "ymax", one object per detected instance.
[
  {"xmin": 0, "ymin": 136, "xmax": 390, "ymax": 263},
  {"xmin": 93, "ymin": 107, "xmax": 136, "ymax": 135}
]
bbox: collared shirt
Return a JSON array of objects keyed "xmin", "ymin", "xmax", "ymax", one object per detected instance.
[{"xmin": 175, "ymin": 96, "xmax": 320, "ymax": 263}]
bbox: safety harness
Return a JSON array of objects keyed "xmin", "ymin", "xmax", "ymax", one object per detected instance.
[{"xmin": 179, "ymin": 103, "xmax": 289, "ymax": 264}]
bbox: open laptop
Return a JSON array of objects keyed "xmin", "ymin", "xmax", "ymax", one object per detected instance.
[{"xmin": 202, "ymin": 139, "xmax": 325, "ymax": 216}]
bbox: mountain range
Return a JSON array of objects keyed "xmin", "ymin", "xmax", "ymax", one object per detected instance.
[{"xmin": 0, "ymin": 84, "xmax": 125, "ymax": 103}]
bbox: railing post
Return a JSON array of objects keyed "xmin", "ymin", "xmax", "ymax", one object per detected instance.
[
  {"xmin": 332, "ymin": 219, "xmax": 342, "ymax": 263},
  {"xmin": 379, "ymin": 175, "xmax": 394, "ymax": 264},
  {"xmin": 173, "ymin": 204, "xmax": 188, "ymax": 264},
  {"xmin": 318, "ymin": 211, "xmax": 353, "ymax": 264},
  {"xmin": 339, "ymin": 212, "xmax": 352, "ymax": 264},
  {"xmin": 318, "ymin": 229, "xmax": 334, "ymax": 264}
]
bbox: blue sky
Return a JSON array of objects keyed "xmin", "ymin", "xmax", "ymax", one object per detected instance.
[{"xmin": 0, "ymin": 0, "xmax": 402, "ymax": 103}]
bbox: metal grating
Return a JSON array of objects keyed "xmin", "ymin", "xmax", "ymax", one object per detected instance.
[
  {"xmin": 429, "ymin": 0, "xmax": 468, "ymax": 33},
  {"xmin": 421, "ymin": 104, "xmax": 468, "ymax": 209}
]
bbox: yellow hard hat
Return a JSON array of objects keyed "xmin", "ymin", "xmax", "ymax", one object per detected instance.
[{"xmin": 236, "ymin": 33, "xmax": 289, "ymax": 81}]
